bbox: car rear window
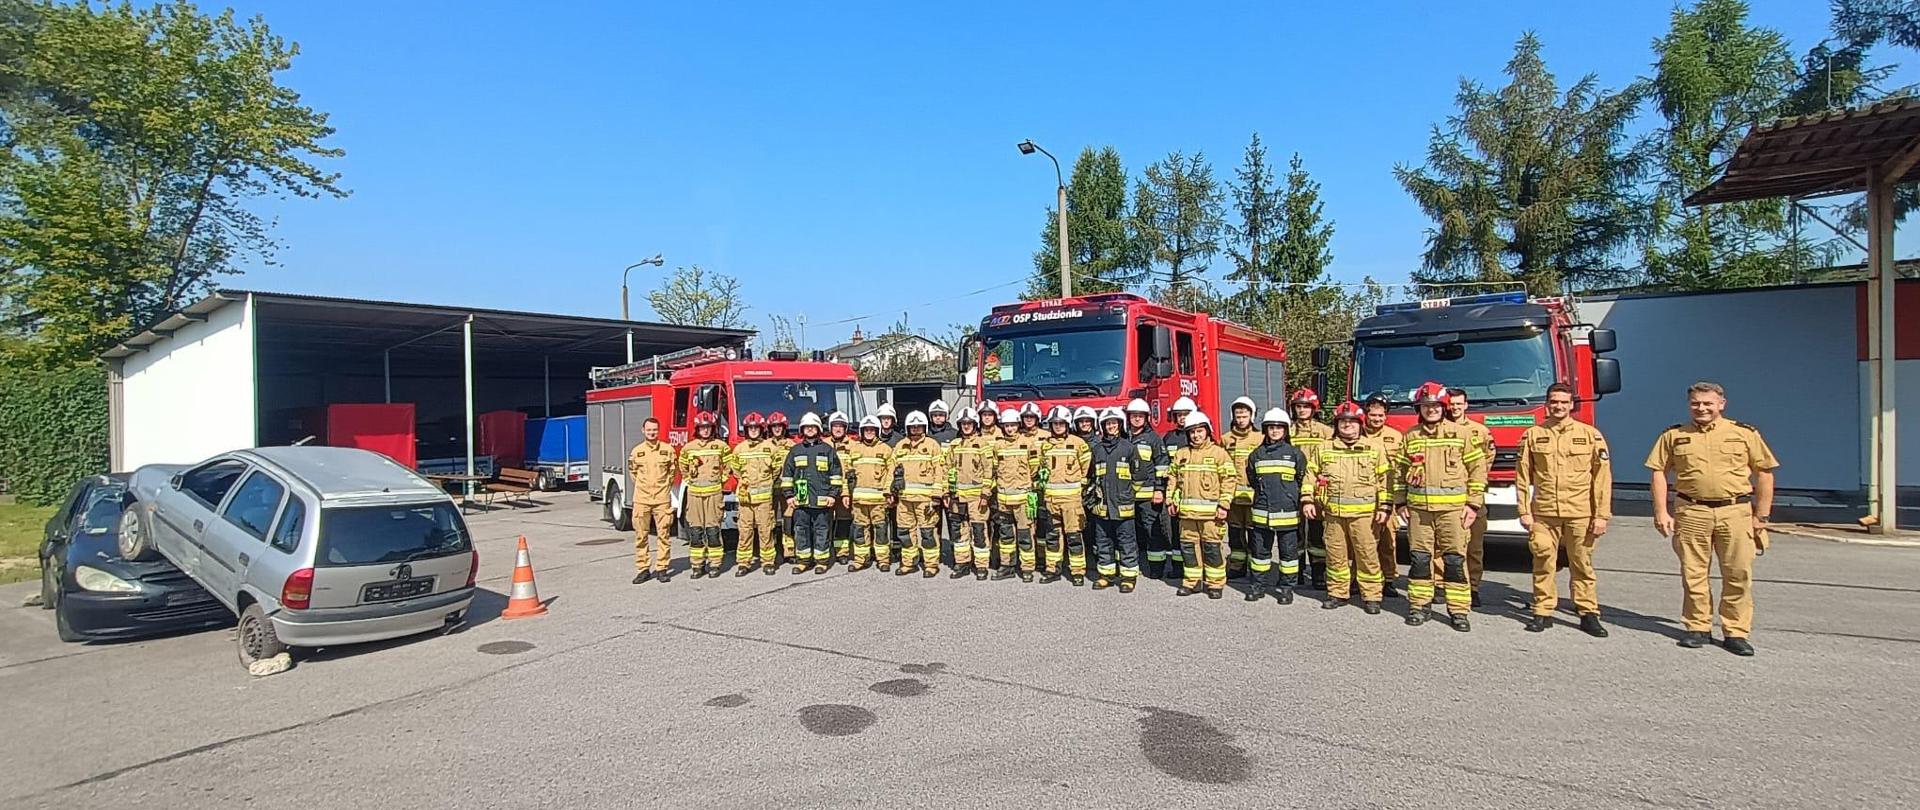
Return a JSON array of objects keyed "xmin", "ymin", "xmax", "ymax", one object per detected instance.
[{"xmin": 316, "ymin": 502, "xmax": 471, "ymax": 567}]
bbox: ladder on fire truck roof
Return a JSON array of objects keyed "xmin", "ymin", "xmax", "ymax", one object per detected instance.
[{"xmin": 589, "ymin": 344, "xmax": 744, "ymax": 388}]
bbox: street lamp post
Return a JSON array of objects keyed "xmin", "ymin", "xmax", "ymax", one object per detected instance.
[
  {"xmin": 1018, "ymin": 139, "xmax": 1071, "ymax": 298},
  {"xmin": 621, "ymin": 254, "xmax": 665, "ymax": 362}
]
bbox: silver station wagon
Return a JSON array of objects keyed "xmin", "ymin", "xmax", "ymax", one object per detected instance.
[{"xmin": 119, "ymin": 447, "xmax": 477, "ymax": 668}]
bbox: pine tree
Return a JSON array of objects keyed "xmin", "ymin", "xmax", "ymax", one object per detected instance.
[
  {"xmin": 1132, "ymin": 151, "xmax": 1225, "ymax": 311},
  {"xmin": 1027, "ymin": 146, "xmax": 1143, "ymax": 298}
]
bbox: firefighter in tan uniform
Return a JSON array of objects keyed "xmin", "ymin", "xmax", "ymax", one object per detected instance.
[
  {"xmin": 947, "ymin": 407, "xmax": 997, "ymax": 580},
  {"xmin": 893, "ymin": 411, "xmax": 949, "ymax": 577},
  {"xmin": 1306, "ymin": 401, "xmax": 1392, "ymax": 613},
  {"xmin": 680, "ymin": 412, "xmax": 730, "ymax": 579},
  {"xmin": 1287, "ymin": 388, "xmax": 1334, "ymax": 587},
  {"xmin": 1446, "ymin": 388, "xmax": 1492, "ymax": 607},
  {"xmin": 627, "ymin": 416, "xmax": 679, "ymax": 584},
  {"xmin": 844, "ymin": 416, "xmax": 896, "ymax": 571},
  {"xmin": 1393, "ymin": 382, "xmax": 1487, "ymax": 631},
  {"xmin": 1040, "ymin": 406, "xmax": 1092, "ymax": 585},
  {"xmin": 991, "ymin": 406, "xmax": 1044, "ymax": 582},
  {"xmin": 1646, "ymin": 381, "xmax": 1778, "ymax": 657},
  {"xmin": 1168, "ymin": 411, "xmax": 1243, "ymax": 599},
  {"xmin": 1220, "ymin": 396, "xmax": 1261, "ymax": 579},
  {"xmin": 725, "ymin": 412, "xmax": 783, "ymax": 577},
  {"xmin": 1363, "ymin": 397, "xmax": 1405, "ymax": 597},
  {"xmin": 1516, "ymin": 383, "xmax": 1613, "ymax": 635}
]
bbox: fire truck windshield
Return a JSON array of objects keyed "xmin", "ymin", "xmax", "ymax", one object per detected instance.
[
  {"xmin": 980, "ymin": 326, "xmax": 1126, "ymax": 397},
  {"xmin": 1354, "ymin": 329, "xmax": 1554, "ymax": 407},
  {"xmin": 734, "ymin": 381, "xmax": 860, "ymax": 424}
]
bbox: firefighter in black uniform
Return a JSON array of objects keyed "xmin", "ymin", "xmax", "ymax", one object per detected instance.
[
  {"xmin": 1246, "ymin": 407, "xmax": 1310, "ymax": 604},
  {"xmin": 1089, "ymin": 407, "xmax": 1147, "ymax": 592},
  {"xmin": 1125, "ymin": 398, "xmax": 1168, "ymax": 581}
]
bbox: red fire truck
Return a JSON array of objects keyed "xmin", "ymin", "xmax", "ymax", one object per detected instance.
[
  {"xmin": 586, "ymin": 345, "xmax": 862, "ymax": 531},
  {"xmin": 965, "ymin": 293, "xmax": 1288, "ymax": 432},
  {"xmin": 1346, "ymin": 291, "xmax": 1621, "ymax": 534}
]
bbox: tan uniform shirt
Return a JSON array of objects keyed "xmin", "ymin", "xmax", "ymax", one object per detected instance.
[
  {"xmin": 627, "ymin": 439, "xmax": 678, "ymax": 506},
  {"xmin": 992, "ymin": 430, "xmax": 1043, "ymax": 504},
  {"xmin": 1169, "ymin": 440, "xmax": 1244, "ymax": 515},
  {"xmin": 1643, "ymin": 418, "xmax": 1779, "ymax": 501},
  {"xmin": 1394, "ymin": 420, "xmax": 1489, "ymax": 510},
  {"xmin": 1516, "ymin": 418, "xmax": 1613, "ymax": 519},
  {"xmin": 1041, "ymin": 433, "xmax": 1092, "ymax": 500},
  {"xmin": 1306, "ymin": 435, "xmax": 1391, "ymax": 518},
  {"xmin": 1293, "ymin": 419, "xmax": 1334, "ymax": 456},
  {"xmin": 844, "ymin": 439, "xmax": 895, "ymax": 506},
  {"xmin": 679, "ymin": 437, "xmax": 730, "ymax": 497},
  {"xmin": 1221, "ymin": 426, "xmax": 1261, "ymax": 503},
  {"xmin": 894, "ymin": 435, "xmax": 949, "ymax": 500},
  {"xmin": 725, "ymin": 437, "xmax": 783, "ymax": 506},
  {"xmin": 1364, "ymin": 423, "xmax": 1402, "ymax": 457}
]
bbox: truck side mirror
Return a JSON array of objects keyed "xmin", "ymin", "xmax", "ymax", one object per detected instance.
[
  {"xmin": 1592, "ymin": 357, "xmax": 1622, "ymax": 397},
  {"xmin": 1154, "ymin": 357, "xmax": 1173, "ymax": 379},
  {"xmin": 1310, "ymin": 346, "xmax": 1330, "ymax": 368},
  {"xmin": 1313, "ymin": 370, "xmax": 1329, "ymax": 404},
  {"xmin": 957, "ymin": 333, "xmax": 975, "ymax": 375},
  {"xmin": 1588, "ymin": 328, "xmax": 1617, "ymax": 354},
  {"xmin": 1152, "ymin": 326, "xmax": 1173, "ymax": 363}
]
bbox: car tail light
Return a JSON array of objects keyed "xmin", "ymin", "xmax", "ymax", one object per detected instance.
[
  {"xmin": 282, "ymin": 568, "xmax": 314, "ymax": 610},
  {"xmin": 466, "ymin": 548, "xmax": 480, "ymax": 588}
]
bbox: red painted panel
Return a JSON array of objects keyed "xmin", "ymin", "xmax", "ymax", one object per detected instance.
[
  {"xmin": 323, "ymin": 403, "xmax": 417, "ymax": 469},
  {"xmin": 1853, "ymin": 280, "xmax": 1920, "ymax": 360},
  {"xmin": 478, "ymin": 410, "xmax": 527, "ymax": 469}
]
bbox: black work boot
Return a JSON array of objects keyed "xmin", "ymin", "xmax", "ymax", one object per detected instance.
[
  {"xmin": 1321, "ymin": 595, "xmax": 1345, "ymax": 610},
  {"xmin": 1206, "ymin": 588, "xmax": 1224, "ymax": 600},
  {"xmin": 1524, "ymin": 615, "xmax": 1553, "ymax": 633},
  {"xmin": 1362, "ymin": 601, "xmax": 1382, "ymax": 614},
  {"xmin": 1068, "ymin": 574, "xmax": 1085, "ymax": 587},
  {"xmin": 631, "ymin": 571, "xmax": 652, "ymax": 585},
  {"xmin": 992, "ymin": 566, "xmax": 1017, "ymax": 581},
  {"xmin": 1176, "ymin": 583, "xmax": 1201, "ymax": 597},
  {"xmin": 949, "ymin": 563, "xmax": 973, "ymax": 579},
  {"xmin": 1450, "ymin": 613, "xmax": 1472, "ymax": 632},
  {"xmin": 1039, "ymin": 570, "xmax": 1061, "ymax": 584},
  {"xmin": 922, "ymin": 567, "xmax": 938, "ymax": 578},
  {"xmin": 1118, "ymin": 577, "xmax": 1137, "ymax": 593},
  {"xmin": 1406, "ymin": 608, "xmax": 1428, "ymax": 626},
  {"xmin": 1019, "ymin": 571, "xmax": 1035, "ymax": 583},
  {"xmin": 734, "ymin": 562, "xmax": 756, "ymax": 577},
  {"xmin": 1382, "ymin": 582, "xmax": 1402, "ymax": 599},
  {"xmin": 689, "ymin": 563, "xmax": 706, "ymax": 580},
  {"xmin": 1579, "ymin": 614, "xmax": 1609, "ymax": 638},
  {"xmin": 792, "ymin": 563, "xmax": 811, "ymax": 575},
  {"xmin": 1470, "ymin": 590, "xmax": 1483, "ymax": 608},
  {"xmin": 1678, "ymin": 631, "xmax": 1709, "ymax": 648},
  {"xmin": 1244, "ymin": 585, "xmax": 1266, "ymax": 602},
  {"xmin": 974, "ymin": 567, "xmax": 989, "ymax": 581},
  {"xmin": 1274, "ymin": 587, "xmax": 1295, "ymax": 605},
  {"xmin": 763, "ymin": 561, "xmax": 777, "ymax": 575},
  {"xmin": 655, "ymin": 570, "xmax": 674, "ymax": 583},
  {"xmin": 815, "ymin": 561, "xmax": 832, "ymax": 574},
  {"xmin": 1722, "ymin": 636, "xmax": 1755, "ymax": 656}
]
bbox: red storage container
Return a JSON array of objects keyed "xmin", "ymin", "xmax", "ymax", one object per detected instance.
[
  {"xmin": 478, "ymin": 410, "xmax": 527, "ymax": 469},
  {"xmin": 323, "ymin": 404, "xmax": 418, "ymax": 469}
]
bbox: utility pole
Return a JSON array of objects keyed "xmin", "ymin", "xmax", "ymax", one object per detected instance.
[{"xmin": 1019, "ymin": 139, "xmax": 1071, "ymax": 297}]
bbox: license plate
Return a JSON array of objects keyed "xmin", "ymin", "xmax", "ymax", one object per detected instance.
[{"xmin": 362, "ymin": 578, "xmax": 434, "ymax": 603}]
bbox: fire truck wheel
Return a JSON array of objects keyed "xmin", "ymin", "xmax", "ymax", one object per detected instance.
[{"xmin": 607, "ymin": 483, "xmax": 633, "ymax": 532}]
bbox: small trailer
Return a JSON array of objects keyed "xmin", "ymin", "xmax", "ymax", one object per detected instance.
[{"xmin": 524, "ymin": 415, "xmax": 589, "ymax": 490}]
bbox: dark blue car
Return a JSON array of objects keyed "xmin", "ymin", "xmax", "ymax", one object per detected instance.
[{"xmin": 38, "ymin": 474, "xmax": 231, "ymax": 642}]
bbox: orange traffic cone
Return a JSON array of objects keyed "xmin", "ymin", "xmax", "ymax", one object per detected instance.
[{"xmin": 501, "ymin": 536, "xmax": 548, "ymax": 620}]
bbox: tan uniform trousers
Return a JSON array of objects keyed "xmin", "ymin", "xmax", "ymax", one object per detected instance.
[
  {"xmin": 1674, "ymin": 502, "xmax": 1756, "ymax": 638},
  {"xmin": 896, "ymin": 498, "xmax": 941, "ymax": 570},
  {"xmin": 1177, "ymin": 517, "xmax": 1228, "ymax": 588},
  {"xmin": 632, "ymin": 502, "xmax": 675, "ymax": 573},
  {"xmin": 1325, "ymin": 514, "xmax": 1383, "ymax": 602},
  {"xmin": 1407, "ymin": 507, "xmax": 1470, "ymax": 615},
  {"xmin": 852, "ymin": 501, "xmax": 891, "ymax": 565},
  {"xmin": 1045, "ymin": 497, "xmax": 1087, "ymax": 576},
  {"xmin": 1526, "ymin": 516, "xmax": 1597, "ymax": 616},
  {"xmin": 736, "ymin": 501, "xmax": 777, "ymax": 566}
]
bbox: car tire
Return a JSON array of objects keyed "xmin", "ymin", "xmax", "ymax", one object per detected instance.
[
  {"xmin": 52, "ymin": 587, "xmax": 83, "ymax": 642},
  {"xmin": 116, "ymin": 502, "xmax": 161, "ymax": 562},
  {"xmin": 236, "ymin": 602, "xmax": 286, "ymax": 667},
  {"xmin": 608, "ymin": 483, "xmax": 632, "ymax": 532}
]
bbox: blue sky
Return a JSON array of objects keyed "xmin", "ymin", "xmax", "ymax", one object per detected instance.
[{"xmin": 230, "ymin": 1, "xmax": 1893, "ymax": 347}]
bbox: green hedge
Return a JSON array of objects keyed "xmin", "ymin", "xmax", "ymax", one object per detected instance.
[{"xmin": 0, "ymin": 365, "xmax": 109, "ymax": 506}]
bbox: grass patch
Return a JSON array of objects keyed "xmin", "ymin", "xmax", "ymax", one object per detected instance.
[{"xmin": 0, "ymin": 501, "xmax": 54, "ymax": 585}]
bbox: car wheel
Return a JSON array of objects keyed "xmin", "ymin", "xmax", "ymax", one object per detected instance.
[
  {"xmin": 236, "ymin": 602, "xmax": 286, "ymax": 667},
  {"xmin": 608, "ymin": 483, "xmax": 632, "ymax": 532},
  {"xmin": 117, "ymin": 502, "xmax": 161, "ymax": 562},
  {"xmin": 52, "ymin": 587, "xmax": 83, "ymax": 642}
]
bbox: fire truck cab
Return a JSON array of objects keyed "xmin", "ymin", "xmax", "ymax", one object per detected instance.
[
  {"xmin": 966, "ymin": 293, "xmax": 1287, "ymax": 431},
  {"xmin": 1347, "ymin": 291, "xmax": 1621, "ymax": 535},
  {"xmin": 586, "ymin": 345, "xmax": 862, "ymax": 531}
]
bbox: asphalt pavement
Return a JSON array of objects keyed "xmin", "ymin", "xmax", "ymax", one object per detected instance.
[{"xmin": 2, "ymin": 491, "xmax": 1916, "ymax": 809}]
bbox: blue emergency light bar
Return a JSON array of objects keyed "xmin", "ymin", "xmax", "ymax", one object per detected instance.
[{"xmin": 1374, "ymin": 291, "xmax": 1528, "ymax": 315}]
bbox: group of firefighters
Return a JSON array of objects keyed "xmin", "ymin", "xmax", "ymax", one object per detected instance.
[{"xmin": 623, "ymin": 380, "xmax": 1777, "ymax": 654}]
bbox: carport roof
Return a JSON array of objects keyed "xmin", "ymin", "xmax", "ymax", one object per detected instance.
[
  {"xmin": 1686, "ymin": 96, "xmax": 1920, "ymax": 205},
  {"xmin": 102, "ymin": 288, "xmax": 754, "ymax": 361}
]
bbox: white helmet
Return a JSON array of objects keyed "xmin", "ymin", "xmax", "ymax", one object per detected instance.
[
  {"xmin": 874, "ymin": 403, "xmax": 897, "ymax": 419},
  {"xmin": 1021, "ymin": 401, "xmax": 1042, "ymax": 417},
  {"xmin": 905, "ymin": 410, "xmax": 929, "ymax": 428},
  {"xmin": 958, "ymin": 406, "xmax": 979, "ymax": 424},
  {"xmin": 928, "ymin": 400, "xmax": 949, "ymax": 415},
  {"xmin": 1046, "ymin": 405, "xmax": 1072, "ymax": 424},
  {"xmin": 828, "ymin": 410, "xmax": 850, "ymax": 426},
  {"xmin": 1182, "ymin": 411, "xmax": 1212, "ymax": 430},
  {"xmin": 859, "ymin": 415, "xmax": 881, "ymax": 431},
  {"xmin": 800, "ymin": 412, "xmax": 823, "ymax": 429},
  {"xmin": 979, "ymin": 399, "xmax": 997, "ymax": 416},
  {"xmin": 1073, "ymin": 405, "xmax": 1096, "ymax": 423},
  {"xmin": 1261, "ymin": 407, "xmax": 1292, "ymax": 427},
  {"xmin": 1000, "ymin": 407, "xmax": 1022, "ymax": 423},
  {"xmin": 1231, "ymin": 395, "xmax": 1257, "ymax": 414},
  {"xmin": 1170, "ymin": 396, "xmax": 1198, "ymax": 414},
  {"xmin": 1099, "ymin": 407, "xmax": 1125, "ymax": 424},
  {"xmin": 1126, "ymin": 398, "xmax": 1152, "ymax": 415}
]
